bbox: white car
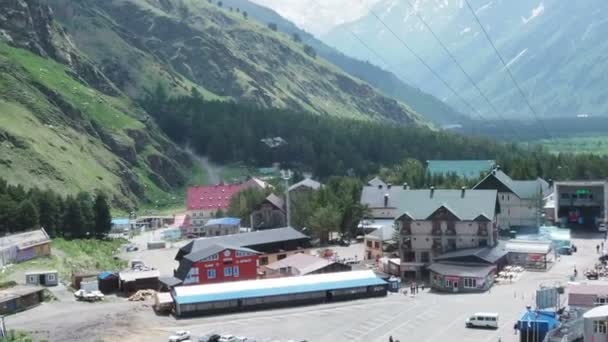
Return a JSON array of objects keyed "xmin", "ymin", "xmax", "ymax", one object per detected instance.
[
  {"xmin": 218, "ymin": 336, "xmax": 237, "ymax": 342},
  {"xmin": 599, "ymin": 223, "xmax": 607, "ymax": 232},
  {"xmin": 169, "ymin": 331, "xmax": 191, "ymax": 342},
  {"xmin": 465, "ymin": 312, "xmax": 499, "ymax": 329}
]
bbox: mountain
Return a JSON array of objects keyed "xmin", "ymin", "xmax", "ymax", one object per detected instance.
[
  {"xmin": 224, "ymin": 0, "xmax": 468, "ymax": 124},
  {"xmin": 45, "ymin": 0, "xmax": 425, "ymax": 125},
  {"xmin": 0, "ymin": 0, "xmax": 194, "ymax": 208},
  {"xmin": 322, "ymin": 0, "xmax": 608, "ymax": 119}
]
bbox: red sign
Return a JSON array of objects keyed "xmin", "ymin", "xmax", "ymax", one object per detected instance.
[
  {"xmin": 528, "ymin": 254, "xmax": 544, "ymax": 261},
  {"xmin": 445, "ymin": 276, "xmax": 460, "ymax": 281}
]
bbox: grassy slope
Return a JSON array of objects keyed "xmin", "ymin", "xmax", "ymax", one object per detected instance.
[
  {"xmin": 0, "ymin": 239, "xmax": 127, "ymax": 283},
  {"xmin": 0, "ymin": 44, "xmax": 128, "ymax": 198}
]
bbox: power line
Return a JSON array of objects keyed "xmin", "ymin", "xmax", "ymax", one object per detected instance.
[
  {"xmin": 463, "ymin": 0, "xmax": 552, "ymax": 140},
  {"xmin": 364, "ymin": 8, "xmax": 490, "ymax": 123},
  {"xmin": 404, "ymin": 0, "xmax": 524, "ymax": 141}
]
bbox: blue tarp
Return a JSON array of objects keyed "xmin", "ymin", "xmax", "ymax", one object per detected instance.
[
  {"xmin": 98, "ymin": 271, "xmax": 116, "ymax": 280},
  {"xmin": 204, "ymin": 217, "xmax": 241, "ymax": 227},
  {"xmin": 517, "ymin": 310, "xmax": 560, "ymax": 341}
]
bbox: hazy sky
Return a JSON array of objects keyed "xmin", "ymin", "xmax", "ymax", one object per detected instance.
[{"xmin": 250, "ymin": 0, "xmax": 381, "ymax": 35}]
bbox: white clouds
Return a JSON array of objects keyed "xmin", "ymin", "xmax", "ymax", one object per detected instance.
[
  {"xmin": 250, "ymin": 0, "xmax": 382, "ymax": 35},
  {"xmin": 521, "ymin": 2, "xmax": 545, "ymax": 24}
]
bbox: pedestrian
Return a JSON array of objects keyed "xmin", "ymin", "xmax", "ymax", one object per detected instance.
[
  {"xmin": 602, "ymin": 241, "xmax": 605, "ymax": 251},
  {"xmin": 389, "ymin": 336, "xmax": 394, "ymax": 342},
  {"xmin": 416, "ymin": 283, "xmax": 419, "ymax": 294},
  {"xmin": 513, "ymin": 322, "xmax": 518, "ymax": 334},
  {"xmin": 421, "ymin": 283, "xmax": 425, "ymax": 292},
  {"xmin": 574, "ymin": 266, "xmax": 578, "ymax": 278},
  {"xmin": 597, "ymin": 245, "xmax": 600, "ymax": 254}
]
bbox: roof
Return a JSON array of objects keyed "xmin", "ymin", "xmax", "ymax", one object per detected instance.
[
  {"xmin": 360, "ymin": 187, "xmax": 498, "ymax": 221},
  {"xmin": 159, "ymin": 276, "xmax": 183, "ymax": 288},
  {"xmin": 434, "ymin": 247, "xmax": 507, "ymax": 264},
  {"xmin": 569, "ymin": 282, "xmax": 608, "ymax": 296},
  {"xmin": 288, "ymin": 178, "xmax": 322, "ymax": 192},
  {"xmin": 0, "ymin": 229, "xmax": 50, "ymax": 250},
  {"xmin": 367, "ymin": 177, "xmax": 387, "ymax": 188},
  {"xmin": 204, "ymin": 217, "xmax": 241, "ymax": 227},
  {"xmin": 505, "ymin": 240, "xmax": 552, "ymax": 254},
  {"xmin": 265, "ymin": 253, "xmax": 339, "ymax": 275},
  {"xmin": 242, "ymin": 177, "xmax": 273, "ymax": 190},
  {"xmin": 178, "ymin": 227, "xmax": 309, "ymax": 261},
  {"xmin": 263, "ymin": 193, "xmax": 285, "ymax": 211},
  {"xmin": 186, "ymin": 184, "xmax": 242, "ymax": 211},
  {"xmin": 25, "ymin": 270, "xmax": 57, "ymax": 275},
  {"xmin": 365, "ymin": 224, "xmax": 396, "ymax": 242},
  {"xmin": 118, "ymin": 270, "xmax": 160, "ymax": 282},
  {"xmin": 111, "ymin": 218, "xmax": 130, "ymax": 225},
  {"xmin": 184, "ymin": 244, "xmax": 259, "ymax": 262},
  {"xmin": 427, "ymin": 263, "xmax": 496, "ymax": 278},
  {"xmin": 358, "ymin": 219, "xmax": 395, "ymax": 231},
  {"xmin": 584, "ymin": 305, "xmax": 608, "ymax": 319},
  {"xmin": 0, "ymin": 286, "xmax": 44, "ymax": 303},
  {"xmin": 173, "ymin": 270, "xmax": 385, "ymax": 304},
  {"xmin": 519, "ymin": 310, "xmax": 559, "ymax": 326},
  {"xmin": 427, "ymin": 160, "xmax": 495, "ymax": 180},
  {"xmin": 98, "ymin": 271, "xmax": 117, "ymax": 280},
  {"xmin": 474, "ymin": 170, "xmax": 549, "ymax": 199}
]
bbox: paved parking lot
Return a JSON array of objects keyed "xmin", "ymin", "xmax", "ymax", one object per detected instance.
[{"xmin": 144, "ymin": 232, "xmax": 600, "ymax": 342}]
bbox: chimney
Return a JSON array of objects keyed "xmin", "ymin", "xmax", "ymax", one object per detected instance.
[
  {"xmin": 378, "ymin": 184, "xmax": 383, "ymax": 190},
  {"xmin": 384, "ymin": 193, "xmax": 389, "ymax": 207},
  {"xmin": 430, "ymin": 186, "xmax": 435, "ymax": 198},
  {"xmin": 387, "ymin": 183, "xmax": 392, "ymax": 189},
  {"xmin": 548, "ymin": 178, "xmax": 554, "ymax": 188},
  {"xmin": 461, "ymin": 186, "xmax": 466, "ymax": 198},
  {"xmin": 496, "ymin": 164, "xmax": 501, "ymax": 171},
  {"xmin": 403, "ymin": 182, "xmax": 408, "ymax": 190}
]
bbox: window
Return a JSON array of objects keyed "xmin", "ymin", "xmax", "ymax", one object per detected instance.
[
  {"xmin": 47, "ymin": 274, "xmax": 56, "ymax": 281},
  {"xmin": 236, "ymin": 250, "xmax": 252, "ymax": 257},
  {"xmin": 420, "ymin": 252, "xmax": 430, "ymax": 263},
  {"xmin": 233, "ymin": 266, "xmax": 240, "ymax": 277},
  {"xmin": 367, "ymin": 241, "xmax": 372, "ymax": 248},
  {"xmin": 374, "ymin": 242, "xmax": 380, "ymax": 249},
  {"xmin": 28, "ymin": 275, "xmax": 37, "ymax": 283},
  {"xmin": 464, "ymin": 278, "xmax": 477, "ymax": 288},
  {"xmin": 202, "ymin": 254, "xmax": 219, "ymax": 261},
  {"xmin": 501, "ymin": 195, "xmax": 504, "ymax": 200},
  {"xmin": 594, "ymin": 320, "xmax": 608, "ymax": 334},
  {"xmin": 561, "ymin": 193, "xmax": 570, "ymax": 199},
  {"xmin": 259, "ymin": 257, "xmax": 269, "ymax": 266},
  {"xmin": 447, "ymin": 239, "xmax": 456, "ymax": 250},
  {"xmin": 507, "ymin": 195, "xmax": 510, "ymax": 201},
  {"xmin": 207, "ymin": 269, "xmax": 216, "ymax": 279},
  {"xmin": 595, "ymin": 296, "xmax": 608, "ymax": 305},
  {"xmin": 224, "ymin": 267, "xmax": 232, "ymax": 277},
  {"xmin": 277, "ymin": 254, "xmax": 287, "ymax": 260}
]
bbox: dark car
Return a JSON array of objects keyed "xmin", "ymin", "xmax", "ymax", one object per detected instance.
[
  {"xmin": 199, "ymin": 334, "xmax": 221, "ymax": 342},
  {"xmin": 557, "ymin": 246, "xmax": 572, "ymax": 255}
]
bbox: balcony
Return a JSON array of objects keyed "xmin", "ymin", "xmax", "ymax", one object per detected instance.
[
  {"xmin": 431, "ymin": 227, "xmax": 442, "ymax": 236},
  {"xmin": 401, "ymin": 226, "xmax": 412, "ymax": 236},
  {"xmin": 477, "ymin": 225, "xmax": 488, "ymax": 237},
  {"xmin": 401, "ymin": 238, "xmax": 412, "ymax": 250}
]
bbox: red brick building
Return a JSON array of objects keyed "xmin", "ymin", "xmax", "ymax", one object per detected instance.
[{"xmin": 178, "ymin": 245, "xmax": 260, "ymax": 285}]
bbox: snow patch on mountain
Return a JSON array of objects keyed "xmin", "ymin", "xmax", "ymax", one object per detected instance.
[{"xmin": 521, "ymin": 2, "xmax": 545, "ymax": 24}]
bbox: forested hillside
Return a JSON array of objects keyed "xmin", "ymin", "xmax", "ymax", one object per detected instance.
[{"xmin": 146, "ymin": 90, "xmax": 608, "ymax": 182}]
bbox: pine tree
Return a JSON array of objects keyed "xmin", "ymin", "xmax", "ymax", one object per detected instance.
[
  {"xmin": 0, "ymin": 195, "xmax": 17, "ymax": 234},
  {"xmin": 15, "ymin": 200, "xmax": 39, "ymax": 231},
  {"xmin": 63, "ymin": 196, "xmax": 85, "ymax": 238},
  {"xmin": 93, "ymin": 193, "xmax": 112, "ymax": 239},
  {"xmin": 37, "ymin": 191, "xmax": 59, "ymax": 236},
  {"xmin": 77, "ymin": 192, "xmax": 94, "ymax": 237}
]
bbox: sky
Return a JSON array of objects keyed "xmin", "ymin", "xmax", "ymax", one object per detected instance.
[{"xmin": 250, "ymin": 0, "xmax": 381, "ymax": 35}]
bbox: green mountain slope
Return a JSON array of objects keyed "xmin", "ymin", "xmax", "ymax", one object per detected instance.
[
  {"xmin": 323, "ymin": 0, "xmax": 608, "ymax": 119},
  {"xmin": 0, "ymin": 0, "xmax": 193, "ymax": 208},
  {"xmin": 223, "ymin": 0, "xmax": 469, "ymax": 125},
  {"xmin": 46, "ymin": 0, "xmax": 424, "ymax": 124}
]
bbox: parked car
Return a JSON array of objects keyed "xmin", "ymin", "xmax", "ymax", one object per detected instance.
[
  {"xmin": 198, "ymin": 334, "xmax": 220, "ymax": 342},
  {"xmin": 599, "ymin": 223, "xmax": 607, "ymax": 232},
  {"xmin": 465, "ymin": 313, "xmax": 499, "ymax": 329},
  {"xmin": 169, "ymin": 331, "xmax": 191, "ymax": 342},
  {"xmin": 218, "ymin": 336, "xmax": 237, "ymax": 342},
  {"xmin": 126, "ymin": 244, "xmax": 139, "ymax": 252},
  {"xmin": 557, "ymin": 246, "xmax": 573, "ymax": 255}
]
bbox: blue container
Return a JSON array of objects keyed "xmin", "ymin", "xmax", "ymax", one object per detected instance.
[{"xmin": 387, "ymin": 277, "xmax": 401, "ymax": 293}]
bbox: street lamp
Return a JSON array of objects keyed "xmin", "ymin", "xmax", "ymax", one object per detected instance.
[{"xmin": 281, "ymin": 169, "xmax": 293, "ymax": 227}]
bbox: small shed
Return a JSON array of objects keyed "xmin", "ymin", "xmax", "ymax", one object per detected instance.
[
  {"xmin": 72, "ymin": 273, "xmax": 99, "ymax": 290},
  {"xmin": 154, "ymin": 292, "xmax": 174, "ymax": 314},
  {"xmin": 80, "ymin": 276, "xmax": 99, "ymax": 292},
  {"xmin": 516, "ymin": 309, "xmax": 560, "ymax": 342},
  {"xmin": 119, "ymin": 270, "xmax": 160, "ymax": 293},
  {"xmin": 98, "ymin": 272, "xmax": 119, "ymax": 294},
  {"xmin": 0, "ymin": 286, "xmax": 44, "ymax": 315},
  {"xmin": 25, "ymin": 270, "xmax": 58, "ymax": 287}
]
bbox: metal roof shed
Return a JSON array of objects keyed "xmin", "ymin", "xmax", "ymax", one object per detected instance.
[{"xmin": 506, "ymin": 240, "xmax": 552, "ymax": 254}]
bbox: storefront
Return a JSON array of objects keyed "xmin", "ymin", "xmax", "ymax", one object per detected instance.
[
  {"xmin": 506, "ymin": 240, "xmax": 554, "ymax": 270},
  {"xmin": 428, "ymin": 263, "xmax": 496, "ymax": 293}
]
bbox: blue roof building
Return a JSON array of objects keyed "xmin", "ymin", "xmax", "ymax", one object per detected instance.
[
  {"xmin": 204, "ymin": 217, "xmax": 241, "ymax": 227},
  {"xmin": 427, "ymin": 160, "xmax": 495, "ymax": 180}
]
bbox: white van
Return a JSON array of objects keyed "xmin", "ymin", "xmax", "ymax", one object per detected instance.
[{"xmin": 465, "ymin": 312, "xmax": 499, "ymax": 329}]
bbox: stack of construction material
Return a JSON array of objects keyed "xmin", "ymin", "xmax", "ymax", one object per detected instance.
[{"xmin": 128, "ymin": 289, "xmax": 156, "ymax": 301}]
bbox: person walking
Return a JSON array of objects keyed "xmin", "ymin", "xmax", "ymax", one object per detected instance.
[
  {"xmin": 574, "ymin": 266, "xmax": 578, "ymax": 279},
  {"xmin": 389, "ymin": 336, "xmax": 394, "ymax": 342},
  {"xmin": 597, "ymin": 245, "xmax": 600, "ymax": 254},
  {"xmin": 415, "ymin": 283, "xmax": 420, "ymax": 294},
  {"xmin": 602, "ymin": 241, "xmax": 605, "ymax": 252}
]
